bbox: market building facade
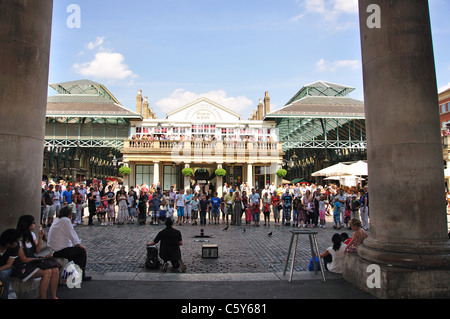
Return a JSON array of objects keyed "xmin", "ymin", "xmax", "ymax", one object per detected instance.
[{"xmin": 122, "ymin": 90, "xmax": 284, "ymax": 196}]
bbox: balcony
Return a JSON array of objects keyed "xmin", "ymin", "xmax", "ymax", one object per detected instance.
[{"xmin": 122, "ymin": 139, "xmax": 284, "ymax": 164}]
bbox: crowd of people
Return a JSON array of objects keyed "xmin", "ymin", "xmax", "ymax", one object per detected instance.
[
  {"xmin": 0, "ymin": 179, "xmax": 372, "ymax": 299},
  {"xmin": 130, "ymin": 134, "xmax": 275, "ymax": 143},
  {"xmin": 38, "ymin": 180, "xmax": 370, "ymax": 232}
]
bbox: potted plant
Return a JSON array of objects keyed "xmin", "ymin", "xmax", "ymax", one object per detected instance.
[
  {"xmin": 182, "ymin": 168, "xmax": 194, "ymax": 176},
  {"xmin": 214, "ymin": 168, "xmax": 226, "ymax": 177}
]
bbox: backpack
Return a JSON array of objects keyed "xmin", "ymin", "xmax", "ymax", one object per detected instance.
[{"xmin": 145, "ymin": 245, "xmax": 161, "ymax": 270}]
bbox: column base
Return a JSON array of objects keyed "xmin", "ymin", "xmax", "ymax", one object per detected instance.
[{"xmin": 343, "ymin": 252, "xmax": 450, "ymax": 299}]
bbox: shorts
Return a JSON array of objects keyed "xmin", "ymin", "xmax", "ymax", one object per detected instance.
[
  {"xmin": 42, "ymin": 205, "xmax": 53, "ymax": 219},
  {"xmin": 212, "ymin": 207, "xmax": 220, "ymax": 217},
  {"xmin": 333, "ymin": 214, "xmax": 340, "ymax": 224},
  {"xmin": 192, "ymin": 210, "xmax": 198, "ymax": 219},
  {"xmin": 177, "ymin": 206, "xmax": 184, "ymax": 217},
  {"xmin": 129, "ymin": 207, "xmax": 137, "ymax": 217},
  {"xmin": 151, "ymin": 210, "xmax": 159, "ymax": 218}
]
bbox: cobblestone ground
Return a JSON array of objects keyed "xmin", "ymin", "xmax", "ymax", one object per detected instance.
[{"xmin": 73, "ymin": 214, "xmax": 359, "ymax": 275}]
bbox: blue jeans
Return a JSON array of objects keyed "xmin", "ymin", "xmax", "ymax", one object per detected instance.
[{"xmin": 0, "ymin": 269, "xmax": 12, "ymax": 299}]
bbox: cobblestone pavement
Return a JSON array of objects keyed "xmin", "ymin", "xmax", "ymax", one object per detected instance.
[{"xmin": 73, "ymin": 214, "xmax": 358, "ymax": 277}]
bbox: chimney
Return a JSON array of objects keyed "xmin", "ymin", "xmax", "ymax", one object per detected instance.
[
  {"xmin": 143, "ymin": 96, "xmax": 150, "ymax": 119},
  {"xmin": 257, "ymin": 98, "xmax": 264, "ymax": 120},
  {"xmin": 264, "ymin": 91, "xmax": 271, "ymax": 115},
  {"xmin": 136, "ymin": 89, "xmax": 143, "ymax": 116}
]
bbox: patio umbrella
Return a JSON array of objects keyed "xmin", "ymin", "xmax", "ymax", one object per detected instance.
[
  {"xmin": 311, "ymin": 162, "xmax": 350, "ymax": 177},
  {"xmin": 343, "ymin": 160, "xmax": 368, "ymax": 176}
]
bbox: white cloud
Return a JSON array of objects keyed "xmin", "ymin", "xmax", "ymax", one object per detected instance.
[
  {"xmin": 74, "ymin": 52, "xmax": 135, "ymax": 81},
  {"xmin": 155, "ymin": 89, "xmax": 254, "ymax": 114},
  {"xmin": 73, "ymin": 37, "xmax": 136, "ymax": 81},
  {"xmin": 316, "ymin": 58, "xmax": 360, "ymax": 72},
  {"xmin": 293, "ymin": 0, "xmax": 358, "ymax": 30},
  {"xmin": 439, "ymin": 82, "xmax": 450, "ymax": 93},
  {"xmin": 86, "ymin": 36, "xmax": 105, "ymax": 50}
]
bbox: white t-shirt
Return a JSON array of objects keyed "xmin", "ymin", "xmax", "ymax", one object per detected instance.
[
  {"xmin": 176, "ymin": 194, "xmax": 186, "ymax": 207},
  {"xmin": 326, "ymin": 244, "xmax": 347, "ymax": 273}
]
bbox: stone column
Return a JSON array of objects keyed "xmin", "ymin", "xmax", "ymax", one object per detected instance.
[
  {"xmin": 153, "ymin": 162, "xmax": 160, "ymax": 188},
  {"xmin": 216, "ymin": 163, "xmax": 223, "ymax": 197},
  {"xmin": 343, "ymin": 0, "xmax": 450, "ymax": 298},
  {"xmin": 0, "ymin": 0, "xmax": 53, "ymax": 234},
  {"xmin": 247, "ymin": 164, "xmax": 253, "ymax": 190}
]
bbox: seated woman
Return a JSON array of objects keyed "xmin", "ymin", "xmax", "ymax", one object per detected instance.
[
  {"xmin": 320, "ymin": 233, "xmax": 347, "ymax": 274},
  {"xmin": 0, "ymin": 229, "xmax": 20, "ymax": 299},
  {"xmin": 344, "ymin": 218, "xmax": 368, "ymax": 254},
  {"xmin": 14, "ymin": 215, "xmax": 60, "ymax": 299}
]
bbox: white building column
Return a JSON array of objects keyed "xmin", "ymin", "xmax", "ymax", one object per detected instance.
[
  {"xmin": 184, "ymin": 163, "xmax": 191, "ymax": 191},
  {"xmin": 216, "ymin": 163, "xmax": 223, "ymax": 197},
  {"xmin": 153, "ymin": 162, "xmax": 160, "ymax": 188},
  {"xmin": 247, "ymin": 163, "xmax": 253, "ymax": 190}
]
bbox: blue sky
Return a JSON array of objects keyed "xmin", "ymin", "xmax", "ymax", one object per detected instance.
[{"xmin": 48, "ymin": 0, "xmax": 450, "ymax": 119}]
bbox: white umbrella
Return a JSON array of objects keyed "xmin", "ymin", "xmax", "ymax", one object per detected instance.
[
  {"xmin": 344, "ymin": 160, "xmax": 368, "ymax": 176},
  {"xmin": 311, "ymin": 163, "xmax": 350, "ymax": 177}
]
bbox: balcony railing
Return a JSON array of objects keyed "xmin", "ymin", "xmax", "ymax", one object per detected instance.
[{"xmin": 125, "ymin": 139, "xmax": 281, "ymax": 151}]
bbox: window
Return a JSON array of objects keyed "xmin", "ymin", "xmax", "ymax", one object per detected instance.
[
  {"xmin": 163, "ymin": 165, "xmax": 179, "ymax": 191},
  {"xmin": 135, "ymin": 165, "xmax": 154, "ymax": 187}
]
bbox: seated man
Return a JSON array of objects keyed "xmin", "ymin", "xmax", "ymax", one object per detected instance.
[
  {"xmin": 47, "ymin": 206, "xmax": 91, "ymax": 281},
  {"xmin": 147, "ymin": 218, "xmax": 186, "ymax": 272}
]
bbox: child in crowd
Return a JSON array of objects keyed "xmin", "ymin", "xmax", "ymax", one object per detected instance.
[
  {"xmin": 97, "ymin": 196, "xmax": 107, "ymax": 225},
  {"xmin": 191, "ymin": 194, "xmax": 200, "ymax": 226},
  {"xmin": 167, "ymin": 201, "xmax": 175, "ymax": 220},
  {"xmin": 245, "ymin": 203, "xmax": 253, "ymax": 227},
  {"xmin": 318, "ymin": 195, "xmax": 328, "ymax": 228},
  {"xmin": 333, "ymin": 197, "xmax": 341, "ymax": 229},
  {"xmin": 107, "ymin": 198, "xmax": 115, "ymax": 225},
  {"xmin": 210, "ymin": 192, "xmax": 221, "ymax": 225},
  {"xmin": 345, "ymin": 218, "xmax": 368, "ymax": 254}
]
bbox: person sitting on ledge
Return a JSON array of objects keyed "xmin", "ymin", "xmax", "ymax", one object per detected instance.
[
  {"xmin": 344, "ymin": 218, "xmax": 368, "ymax": 254},
  {"xmin": 47, "ymin": 206, "xmax": 91, "ymax": 282}
]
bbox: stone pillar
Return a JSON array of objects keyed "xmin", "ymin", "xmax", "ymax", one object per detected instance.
[
  {"xmin": 153, "ymin": 162, "xmax": 160, "ymax": 188},
  {"xmin": 216, "ymin": 163, "xmax": 223, "ymax": 197},
  {"xmin": 247, "ymin": 164, "xmax": 253, "ymax": 190},
  {"xmin": 184, "ymin": 163, "xmax": 191, "ymax": 191},
  {"xmin": 343, "ymin": 0, "xmax": 450, "ymax": 298},
  {"xmin": 0, "ymin": 0, "xmax": 53, "ymax": 234}
]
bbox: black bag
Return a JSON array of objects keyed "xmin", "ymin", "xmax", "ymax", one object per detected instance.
[
  {"xmin": 145, "ymin": 245, "xmax": 160, "ymax": 270},
  {"xmin": 31, "ymin": 257, "xmax": 62, "ymax": 270}
]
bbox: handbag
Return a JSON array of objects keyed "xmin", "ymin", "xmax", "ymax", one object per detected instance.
[{"xmin": 31, "ymin": 257, "xmax": 62, "ymax": 270}]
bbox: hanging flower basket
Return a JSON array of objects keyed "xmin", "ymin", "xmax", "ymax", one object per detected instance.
[
  {"xmin": 214, "ymin": 168, "xmax": 226, "ymax": 177},
  {"xmin": 119, "ymin": 166, "xmax": 131, "ymax": 176},
  {"xmin": 276, "ymin": 169, "xmax": 287, "ymax": 178},
  {"xmin": 182, "ymin": 168, "xmax": 194, "ymax": 176}
]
